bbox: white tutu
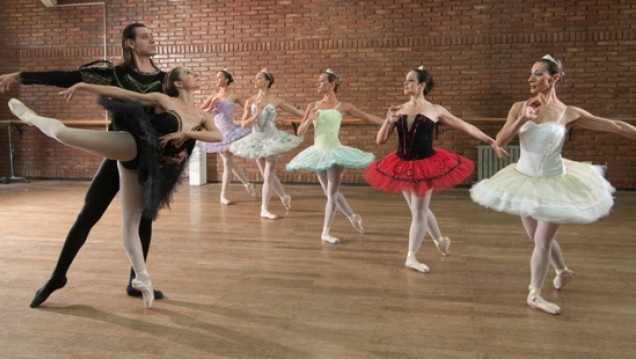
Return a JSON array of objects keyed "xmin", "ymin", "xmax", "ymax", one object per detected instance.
[{"xmin": 470, "ymin": 159, "xmax": 615, "ymax": 224}]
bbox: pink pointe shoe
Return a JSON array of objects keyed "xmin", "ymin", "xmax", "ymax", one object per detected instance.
[
  {"xmin": 131, "ymin": 277, "xmax": 155, "ymax": 309},
  {"xmin": 8, "ymin": 98, "xmax": 36, "ymax": 125},
  {"xmin": 527, "ymin": 286, "xmax": 561, "ymax": 315},
  {"xmin": 553, "ymin": 269, "xmax": 575, "ymax": 290},
  {"xmin": 433, "ymin": 237, "xmax": 451, "ymax": 256},
  {"xmin": 349, "ymin": 213, "xmax": 365, "ymax": 234}
]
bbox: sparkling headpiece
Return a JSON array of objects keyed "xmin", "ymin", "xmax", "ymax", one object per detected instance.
[
  {"xmin": 417, "ymin": 65, "xmax": 425, "ymax": 71},
  {"xmin": 261, "ymin": 67, "xmax": 271, "ymax": 77},
  {"xmin": 221, "ymin": 67, "xmax": 232, "ymax": 76},
  {"xmin": 325, "ymin": 68, "xmax": 340, "ymax": 79},
  {"xmin": 541, "ymin": 54, "xmax": 559, "ymax": 65}
]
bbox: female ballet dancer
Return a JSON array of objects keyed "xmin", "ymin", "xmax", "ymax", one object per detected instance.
[
  {"xmin": 365, "ymin": 67, "xmax": 505, "ymax": 272},
  {"xmin": 471, "ymin": 54, "xmax": 636, "ymax": 314},
  {"xmin": 0, "ymin": 23, "xmax": 168, "ymax": 307},
  {"xmin": 229, "ymin": 68, "xmax": 305, "ymax": 220},
  {"xmin": 8, "ymin": 66, "xmax": 222, "ymax": 309},
  {"xmin": 286, "ymin": 68, "xmax": 383, "ymax": 244},
  {"xmin": 198, "ymin": 68, "xmax": 257, "ymax": 205}
]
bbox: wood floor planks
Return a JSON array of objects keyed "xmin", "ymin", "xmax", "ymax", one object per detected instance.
[{"xmin": 1, "ymin": 180, "xmax": 635, "ymax": 358}]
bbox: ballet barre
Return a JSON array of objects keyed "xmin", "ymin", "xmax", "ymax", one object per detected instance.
[{"xmin": 0, "ymin": 120, "xmax": 28, "ymax": 184}]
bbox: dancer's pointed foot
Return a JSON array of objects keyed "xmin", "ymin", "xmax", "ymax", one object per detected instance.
[
  {"xmin": 282, "ymin": 194, "xmax": 292, "ymax": 211},
  {"xmin": 126, "ymin": 285, "xmax": 164, "ymax": 300},
  {"xmin": 527, "ymin": 287, "xmax": 561, "ymax": 315},
  {"xmin": 433, "ymin": 236, "xmax": 451, "ymax": 256},
  {"xmin": 8, "ymin": 98, "xmax": 36, "ymax": 125},
  {"xmin": 260, "ymin": 208, "xmax": 278, "ymax": 220},
  {"xmin": 220, "ymin": 193, "xmax": 231, "ymax": 205},
  {"xmin": 30, "ymin": 276, "xmax": 67, "ymax": 308},
  {"xmin": 131, "ymin": 277, "xmax": 154, "ymax": 309},
  {"xmin": 321, "ymin": 234, "xmax": 340, "ymax": 244},
  {"xmin": 349, "ymin": 213, "xmax": 365, "ymax": 234},
  {"xmin": 553, "ymin": 269, "xmax": 575, "ymax": 290},
  {"xmin": 405, "ymin": 255, "xmax": 430, "ymax": 273},
  {"xmin": 245, "ymin": 183, "xmax": 258, "ymax": 199}
]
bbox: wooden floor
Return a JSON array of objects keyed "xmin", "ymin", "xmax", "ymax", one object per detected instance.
[{"xmin": 1, "ymin": 180, "xmax": 635, "ymax": 359}]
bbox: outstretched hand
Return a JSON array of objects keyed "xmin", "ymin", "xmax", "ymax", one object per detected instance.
[
  {"xmin": 0, "ymin": 72, "xmax": 20, "ymax": 94},
  {"xmin": 58, "ymin": 84, "xmax": 82, "ymax": 102},
  {"xmin": 491, "ymin": 143, "xmax": 509, "ymax": 159}
]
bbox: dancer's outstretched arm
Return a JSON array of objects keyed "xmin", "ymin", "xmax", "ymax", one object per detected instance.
[
  {"xmin": 60, "ymin": 83, "xmax": 169, "ymax": 111},
  {"xmin": 276, "ymin": 99, "xmax": 305, "ymax": 118},
  {"xmin": 567, "ymin": 106, "xmax": 636, "ymax": 139},
  {"xmin": 437, "ymin": 104, "xmax": 507, "ymax": 158},
  {"xmin": 339, "ymin": 102, "xmax": 384, "ymax": 125}
]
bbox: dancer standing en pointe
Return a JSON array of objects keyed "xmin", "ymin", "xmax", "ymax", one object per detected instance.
[
  {"xmin": 198, "ymin": 68, "xmax": 257, "ymax": 205},
  {"xmin": 471, "ymin": 54, "xmax": 636, "ymax": 314},
  {"xmin": 0, "ymin": 23, "xmax": 169, "ymax": 307},
  {"xmin": 365, "ymin": 67, "xmax": 505, "ymax": 272},
  {"xmin": 8, "ymin": 66, "xmax": 222, "ymax": 308},
  {"xmin": 229, "ymin": 68, "xmax": 305, "ymax": 220},
  {"xmin": 287, "ymin": 68, "xmax": 383, "ymax": 244}
]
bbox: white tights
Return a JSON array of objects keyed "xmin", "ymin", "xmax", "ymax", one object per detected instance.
[
  {"xmin": 256, "ymin": 155, "xmax": 287, "ymax": 210},
  {"xmin": 23, "ymin": 112, "xmax": 147, "ymax": 279},
  {"xmin": 219, "ymin": 151, "xmax": 250, "ymax": 193},
  {"xmin": 316, "ymin": 166, "xmax": 355, "ymax": 230},
  {"xmin": 402, "ymin": 189, "xmax": 442, "ymax": 253},
  {"xmin": 118, "ymin": 163, "xmax": 147, "ymax": 274},
  {"xmin": 520, "ymin": 216, "xmax": 564, "ymax": 290}
]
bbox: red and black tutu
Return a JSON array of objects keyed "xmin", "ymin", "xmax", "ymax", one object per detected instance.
[{"xmin": 365, "ymin": 148, "xmax": 474, "ymax": 196}]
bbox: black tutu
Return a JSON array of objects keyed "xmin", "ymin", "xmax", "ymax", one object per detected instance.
[{"xmin": 99, "ymin": 97, "xmax": 195, "ymax": 220}]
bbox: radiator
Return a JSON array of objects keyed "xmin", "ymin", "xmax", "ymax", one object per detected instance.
[{"xmin": 476, "ymin": 145, "xmax": 520, "ymax": 180}]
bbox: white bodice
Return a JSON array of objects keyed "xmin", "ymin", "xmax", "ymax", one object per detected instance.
[
  {"xmin": 516, "ymin": 120, "xmax": 566, "ymax": 177},
  {"xmin": 251, "ymin": 104, "xmax": 278, "ymax": 133}
]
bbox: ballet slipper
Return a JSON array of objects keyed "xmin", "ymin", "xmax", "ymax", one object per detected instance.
[
  {"xmin": 433, "ymin": 236, "xmax": 451, "ymax": 256},
  {"xmin": 281, "ymin": 194, "xmax": 292, "ymax": 211},
  {"xmin": 30, "ymin": 276, "xmax": 67, "ymax": 308},
  {"xmin": 405, "ymin": 255, "xmax": 430, "ymax": 273},
  {"xmin": 131, "ymin": 277, "xmax": 154, "ymax": 309},
  {"xmin": 8, "ymin": 98, "xmax": 36, "ymax": 125},
  {"xmin": 260, "ymin": 207, "xmax": 278, "ymax": 220},
  {"xmin": 321, "ymin": 234, "xmax": 340, "ymax": 244},
  {"xmin": 126, "ymin": 285, "xmax": 164, "ymax": 299},
  {"xmin": 553, "ymin": 269, "xmax": 575, "ymax": 290},
  {"xmin": 220, "ymin": 193, "xmax": 231, "ymax": 205},
  {"xmin": 349, "ymin": 213, "xmax": 366, "ymax": 234},
  {"xmin": 527, "ymin": 286, "xmax": 561, "ymax": 315},
  {"xmin": 245, "ymin": 183, "xmax": 258, "ymax": 199}
]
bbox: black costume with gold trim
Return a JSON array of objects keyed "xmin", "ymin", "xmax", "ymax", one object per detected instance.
[
  {"xmin": 99, "ymin": 97, "xmax": 200, "ymax": 220},
  {"xmin": 17, "ymin": 61, "xmax": 168, "ymax": 300},
  {"xmin": 21, "ymin": 61, "xmax": 165, "ymax": 96}
]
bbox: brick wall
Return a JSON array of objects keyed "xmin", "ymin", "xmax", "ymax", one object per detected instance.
[{"xmin": 1, "ymin": 0, "xmax": 635, "ymax": 187}]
